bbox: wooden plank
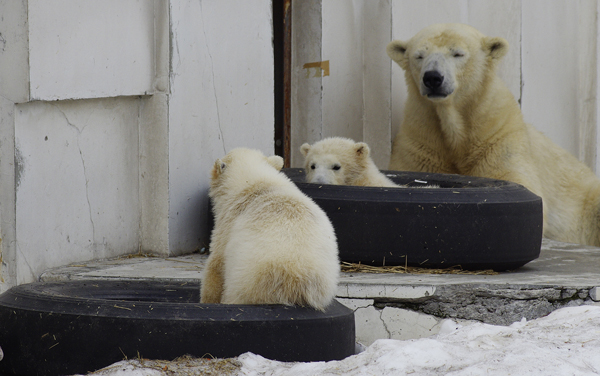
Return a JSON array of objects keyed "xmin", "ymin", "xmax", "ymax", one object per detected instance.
[
  {"xmin": 575, "ymin": 0, "xmax": 598, "ymax": 172},
  {"xmin": 290, "ymin": 0, "xmax": 323, "ymax": 167},
  {"xmin": 521, "ymin": 1, "xmax": 580, "ymax": 158},
  {"xmin": 466, "ymin": 0, "xmax": 521, "ymax": 101},
  {"xmin": 362, "ymin": 0, "xmax": 392, "ymax": 168},
  {"xmin": 321, "ymin": 0, "xmax": 365, "ymax": 143}
]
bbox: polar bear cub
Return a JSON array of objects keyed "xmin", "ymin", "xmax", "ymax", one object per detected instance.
[
  {"xmin": 200, "ymin": 148, "xmax": 340, "ymax": 311},
  {"xmin": 300, "ymin": 137, "xmax": 398, "ymax": 187}
]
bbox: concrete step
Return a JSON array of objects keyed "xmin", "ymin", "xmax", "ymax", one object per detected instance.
[{"xmin": 40, "ymin": 238, "xmax": 600, "ymax": 345}]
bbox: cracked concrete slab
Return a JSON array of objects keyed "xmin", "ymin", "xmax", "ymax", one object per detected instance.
[
  {"xmin": 337, "ymin": 298, "xmax": 390, "ymax": 345},
  {"xmin": 342, "ymin": 283, "xmax": 436, "ymax": 300},
  {"xmin": 337, "ymin": 239, "xmax": 600, "ymax": 289},
  {"xmin": 39, "ymin": 238, "xmax": 600, "ymax": 344}
]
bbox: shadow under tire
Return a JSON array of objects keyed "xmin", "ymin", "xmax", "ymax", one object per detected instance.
[
  {"xmin": 0, "ymin": 280, "xmax": 355, "ymax": 376},
  {"xmin": 283, "ymin": 168, "xmax": 543, "ymax": 271}
]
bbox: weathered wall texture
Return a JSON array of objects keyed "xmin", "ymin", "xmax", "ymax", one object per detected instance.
[
  {"xmin": 14, "ymin": 99, "xmax": 141, "ymax": 284},
  {"xmin": 0, "ymin": 0, "xmax": 274, "ymax": 291},
  {"xmin": 168, "ymin": 0, "xmax": 274, "ymax": 254},
  {"xmin": 27, "ymin": 0, "xmax": 156, "ymax": 101}
]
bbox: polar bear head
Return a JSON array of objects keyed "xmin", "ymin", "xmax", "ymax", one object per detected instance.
[
  {"xmin": 386, "ymin": 23, "xmax": 508, "ymax": 102},
  {"xmin": 300, "ymin": 137, "xmax": 371, "ymax": 185},
  {"xmin": 210, "ymin": 148, "xmax": 284, "ymax": 198}
]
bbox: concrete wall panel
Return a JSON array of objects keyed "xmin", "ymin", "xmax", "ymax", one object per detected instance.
[
  {"xmin": 0, "ymin": 97, "xmax": 16, "ymax": 292},
  {"xmin": 14, "ymin": 98, "xmax": 140, "ymax": 283},
  {"xmin": 28, "ymin": 0, "xmax": 155, "ymax": 100},
  {"xmin": 168, "ymin": 0, "xmax": 274, "ymax": 254},
  {"xmin": 0, "ymin": 0, "xmax": 29, "ymax": 103}
]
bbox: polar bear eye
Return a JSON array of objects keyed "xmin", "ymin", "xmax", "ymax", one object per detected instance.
[
  {"xmin": 310, "ymin": 163, "xmax": 316, "ymax": 170},
  {"xmin": 332, "ymin": 164, "xmax": 341, "ymax": 171},
  {"xmin": 453, "ymin": 51, "xmax": 464, "ymax": 58}
]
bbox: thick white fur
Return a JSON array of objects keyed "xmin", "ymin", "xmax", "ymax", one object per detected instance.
[
  {"xmin": 200, "ymin": 148, "xmax": 340, "ymax": 311},
  {"xmin": 300, "ymin": 137, "xmax": 398, "ymax": 187},
  {"xmin": 387, "ymin": 23, "xmax": 600, "ymax": 246}
]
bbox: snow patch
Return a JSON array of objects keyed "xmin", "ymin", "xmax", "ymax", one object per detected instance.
[{"xmin": 85, "ymin": 306, "xmax": 600, "ymax": 376}]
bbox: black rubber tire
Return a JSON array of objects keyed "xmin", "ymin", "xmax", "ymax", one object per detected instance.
[
  {"xmin": 283, "ymin": 168, "xmax": 543, "ymax": 271},
  {"xmin": 0, "ymin": 280, "xmax": 355, "ymax": 376}
]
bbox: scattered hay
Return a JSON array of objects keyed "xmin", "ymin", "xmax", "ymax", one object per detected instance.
[
  {"xmin": 88, "ymin": 355, "xmax": 242, "ymax": 376},
  {"xmin": 341, "ymin": 261, "xmax": 499, "ymax": 275},
  {"xmin": 118, "ymin": 246, "xmax": 159, "ymax": 260}
]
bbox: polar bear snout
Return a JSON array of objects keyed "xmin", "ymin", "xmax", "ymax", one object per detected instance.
[
  {"xmin": 423, "ymin": 70, "xmax": 444, "ymax": 89},
  {"xmin": 307, "ymin": 167, "xmax": 337, "ymax": 185},
  {"xmin": 418, "ymin": 52, "xmax": 456, "ymax": 99},
  {"xmin": 421, "ymin": 69, "xmax": 454, "ymax": 99},
  {"xmin": 309, "ymin": 173, "xmax": 333, "ymax": 184}
]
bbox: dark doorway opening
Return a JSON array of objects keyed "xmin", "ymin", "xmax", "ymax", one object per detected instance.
[{"xmin": 273, "ymin": 0, "xmax": 292, "ymax": 167}]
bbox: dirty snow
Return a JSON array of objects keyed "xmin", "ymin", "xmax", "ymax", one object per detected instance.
[{"xmin": 84, "ymin": 305, "xmax": 600, "ymax": 376}]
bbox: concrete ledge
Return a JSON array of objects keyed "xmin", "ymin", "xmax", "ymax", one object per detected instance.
[{"xmin": 39, "ymin": 238, "xmax": 600, "ymax": 345}]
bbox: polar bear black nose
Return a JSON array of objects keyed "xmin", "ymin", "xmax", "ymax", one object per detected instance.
[{"xmin": 423, "ymin": 71, "xmax": 444, "ymax": 89}]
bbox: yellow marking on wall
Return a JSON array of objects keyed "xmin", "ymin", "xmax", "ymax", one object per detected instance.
[{"xmin": 303, "ymin": 60, "xmax": 329, "ymax": 77}]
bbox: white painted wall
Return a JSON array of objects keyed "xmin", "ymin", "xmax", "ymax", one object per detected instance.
[
  {"xmin": 14, "ymin": 99, "xmax": 141, "ymax": 284},
  {"xmin": 0, "ymin": 0, "xmax": 165, "ymax": 290},
  {"xmin": 0, "ymin": 0, "xmax": 29, "ymax": 103},
  {"xmin": 291, "ymin": 0, "xmax": 600, "ymax": 174},
  {"xmin": 0, "ymin": 0, "xmax": 274, "ymax": 291},
  {"xmin": 28, "ymin": 0, "xmax": 156, "ymax": 101},
  {"xmin": 168, "ymin": 0, "xmax": 274, "ymax": 254},
  {"xmin": 0, "ymin": 97, "xmax": 17, "ymax": 291},
  {"xmin": 521, "ymin": 0, "xmax": 598, "ymax": 170}
]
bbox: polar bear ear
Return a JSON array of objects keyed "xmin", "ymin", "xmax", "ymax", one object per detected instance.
[
  {"xmin": 300, "ymin": 143, "xmax": 311, "ymax": 157},
  {"xmin": 386, "ymin": 40, "xmax": 409, "ymax": 70},
  {"xmin": 483, "ymin": 37, "xmax": 509, "ymax": 60},
  {"xmin": 212, "ymin": 158, "xmax": 226, "ymax": 178},
  {"xmin": 267, "ymin": 155, "xmax": 284, "ymax": 171},
  {"xmin": 354, "ymin": 142, "xmax": 370, "ymax": 160}
]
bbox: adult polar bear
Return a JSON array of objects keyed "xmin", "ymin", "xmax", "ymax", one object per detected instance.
[{"xmin": 387, "ymin": 23, "xmax": 600, "ymax": 246}]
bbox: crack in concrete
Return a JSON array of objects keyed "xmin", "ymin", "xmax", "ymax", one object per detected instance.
[
  {"xmin": 337, "ymin": 297, "xmax": 373, "ymax": 314},
  {"xmin": 15, "ymin": 243, "xmax": 35, "ymax": 282},
  {"xmin": 53, "ymin": 105, "xmax": 96, "ymax": 245},
  {"xmin": 77, "ymin": 143, "xmax": 96, "ymax": 246},
  {"xmin": 199, "ymin": 0, "xmax": 226, "ymax": 155},
  {"xmin": 374, "ymin": 285, "xmax": 596, "ymax": 326},
  {"xmin": 379, "ymin": 309, "xmax": 392, "ymax": 338}
]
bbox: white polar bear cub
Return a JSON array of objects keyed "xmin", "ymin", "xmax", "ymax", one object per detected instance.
[
  {"xmin": 300, "ymin": 137, "xmax": 398, "ymax": 187},
  {"xmin": 200, "ymin": 148, "xmax": 340, "ymax": 311}
]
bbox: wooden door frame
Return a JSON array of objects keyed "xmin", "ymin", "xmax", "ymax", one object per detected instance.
[{"xmin": 273, "ymin": 0, "xmax": 292, "ymax": 167}]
